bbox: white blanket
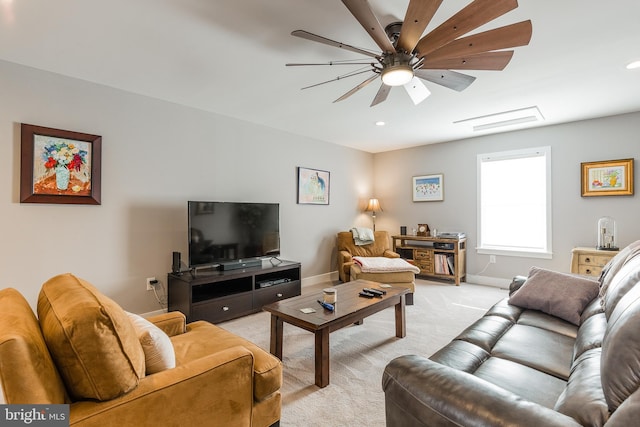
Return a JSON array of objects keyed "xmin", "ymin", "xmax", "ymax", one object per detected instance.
[
  {"xmin": 353, "ymin": 256, "xmax": 420, "ymax": 274},
  {"xmin": 351, "ymin": 227, "xmax": 375, "ymax": 246}
]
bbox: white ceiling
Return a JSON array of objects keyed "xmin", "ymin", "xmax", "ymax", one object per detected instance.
[{"xmin": 1, "ymin": 0, "xmax": 639, "ymax": 153}]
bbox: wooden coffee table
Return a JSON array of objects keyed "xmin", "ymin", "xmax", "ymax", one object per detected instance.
[{"xmin": 262, "ymin": 279, "xmax": 409, "ymax": 388}]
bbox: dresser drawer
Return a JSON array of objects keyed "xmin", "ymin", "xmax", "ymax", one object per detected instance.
[
  {"xmin": 416, "ymin": 262, "xmax": 433, "ymax": 274},
  {"xmin": 578, "ymin": 254, "xmax": 612, "ymax": 268},
  {"xmin": 578, "ymin": 265, "xmax": 603, "ymax": 277},
  {"xmin": 415, "ymin": 250, "xmax": 432, "ymax": 260}
]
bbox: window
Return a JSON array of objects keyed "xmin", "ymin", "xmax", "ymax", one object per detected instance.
[{"xmin": 477, "ymin": 146, "xmax": 552, "ymax": 258}]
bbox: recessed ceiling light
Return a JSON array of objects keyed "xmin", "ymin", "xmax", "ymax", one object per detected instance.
[
  {"xmin": 626, "ymin": 60, "xmax": 640, "ymax": 70},
  {"xmin": 375, "ymin": 121, "xmax": 386, "ymax": 126}
]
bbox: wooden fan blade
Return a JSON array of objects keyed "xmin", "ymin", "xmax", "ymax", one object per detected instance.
[
  {"xmin": 420, "ymin": 51, "xmax": 514, "ymax": 70},
  {"xmin": 404, "ymin": 77, "xmax": 431, "ymax": 105},
  {"xmin": 291, "ymin": 30, "xmax": 379, "ymax": 58},
  {"xmin": 414, "ymin": 69, "xmax": 476, "ymax": 92},
  {"xmin": 334, "ymin": 74, "xmax": 379, "ymax": 103},
  {"xmin": 342, "ymin": 0, "xmax": 395, "ymax": 53},
  {"xmin": 415, "ymin": 0, "xmax": 519, "ymax": 57},
  {"xmin": 371, "ymin": 83, "xmax": 391, "ymax": 107},
  {"xmin": 425, "ymin": 21, "xmax": 532, "ymax": 62},
  {"xmin": 396, "ymin": 0, "xmax": 443, "ymax": 54}
]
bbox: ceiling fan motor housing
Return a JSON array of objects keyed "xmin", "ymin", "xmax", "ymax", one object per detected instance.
[{"xmin": 380, "ymin": 52, "xmax": 416, "ymax": 86}]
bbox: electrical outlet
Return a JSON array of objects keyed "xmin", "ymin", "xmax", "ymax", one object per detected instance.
[
  {"xmin": 146, "ymin": 277, "xmax": 157, "ymax": 291},
  {"xmin": 489, "ymin": 255, "xmax": 497, "ymax": 264}
]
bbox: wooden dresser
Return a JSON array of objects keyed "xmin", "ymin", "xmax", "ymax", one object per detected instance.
[{"xmin": 570, "ymin": 247, "xmax": 618, "ymax": 278}]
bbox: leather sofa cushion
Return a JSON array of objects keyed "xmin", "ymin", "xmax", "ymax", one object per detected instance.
[
  {"xmin": 573, "ymin": 312, "xmax": 606, "ymax": 360},
  {"xmin": 492, "ymin": 324, "xmax": 574, "ymax": 380},
  {"xmin": 555, "ymin": 348, "xmax": 609, "ymax": 426},
  {"xmin": 0, "ymin": 288, "xmax": 67, "ymax": 404},
  {"xmin": 171, "ymin": 320, "xmax": 282, "ymax": 402},
  {"xmin": 601, "ymin": 255, "xmax": 640, "ymax": 319},
  {"xmin": 598, "ymin": 240, "xmax": 640, "ymax": 302},
  {"xmin": 454, "ymin": 315, "xmax": 514, "ymax": 353},
  {"xmin": 474, "ymin": 357, "xmax": 566, "ymax": 409},
  {"xmin": 37, "ymin": 274, "xmax": 145, "ymax": 401},
  {"xmin": 601, "ymin": 282, "xmax": 640, "ymax": 411},
  {"xmin": 429, "ymin": 340, "xmax": 490, "ymax": 373}
]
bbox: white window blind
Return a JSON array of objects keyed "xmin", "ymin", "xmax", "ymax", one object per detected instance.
[{"xmin": 477, "ymin": 146, "xmax": 552, "ymax": 258}]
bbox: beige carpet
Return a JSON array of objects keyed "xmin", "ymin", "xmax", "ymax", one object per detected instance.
[{"xmin": 219, "ymin": 279, "xmax": 508, "ymax": 427}]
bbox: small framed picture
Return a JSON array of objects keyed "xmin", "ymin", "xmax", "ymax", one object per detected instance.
[
  {"xmin": 581, "ymin": 158, "xmax": 634, "ymax": 197},
  {"xmin": 297, "ymin": 167, "xmax": 330, "ymax": 205},
  {"xmin": 413, "ymin": 174, "xmax": 444, "ymax": 202}
]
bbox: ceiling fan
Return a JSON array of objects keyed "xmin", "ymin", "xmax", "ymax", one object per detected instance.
[{"xmin": 287, "ymin": 0, "xmax": 532, "ymax": 107}]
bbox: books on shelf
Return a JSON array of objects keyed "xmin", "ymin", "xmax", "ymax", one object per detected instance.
[{"xmin": 434, "ymin": 253, "xmax": 455, "ymax": 275}]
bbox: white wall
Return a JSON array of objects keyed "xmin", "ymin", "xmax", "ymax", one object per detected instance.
[
  {"xmin": 2, "ymin": 58, "xmax": 638, "ymax": 313},
  {"xmin": 0, "ymin": 59, "xmax": 374, "ymax": 312},
  {"xmin": 373, "ymin": 113, "xmax": 640, "ymax": 282}
]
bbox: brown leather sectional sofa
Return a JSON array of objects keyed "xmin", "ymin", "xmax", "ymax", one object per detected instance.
[{"xmin": 383, "ymin": 241, "xmax": 640, "ymax": 426}]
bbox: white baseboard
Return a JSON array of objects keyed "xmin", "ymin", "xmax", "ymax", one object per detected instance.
[
  {"xmin": 466, "ymin": 274, "xmax": 512, "ymax": 289},
  {"xmin": 302, "ymin": 271, "xmax": 339, "ymax": 288}
]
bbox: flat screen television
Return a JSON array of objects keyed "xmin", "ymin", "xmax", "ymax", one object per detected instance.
[{"xmin": 188, "ymin": 201, "xmax": 280, "ymax": 268}]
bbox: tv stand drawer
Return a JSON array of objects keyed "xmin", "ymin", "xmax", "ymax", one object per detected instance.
[
  {"xmin": 254, "ymin": 281, "xmax": 301, "ymax": 308},
  {"xmin": 192, "ymin": 293, "xmax": 253, "ymax": 323}
]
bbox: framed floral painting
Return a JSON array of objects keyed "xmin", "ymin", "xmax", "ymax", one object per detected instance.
[
  {"xmin": 20, "ymin": 124, "xmax": 102, "ymax": 204},
  {"xmin": 581, "ymin": 158, "xmax": 634, "ymax": 197}
]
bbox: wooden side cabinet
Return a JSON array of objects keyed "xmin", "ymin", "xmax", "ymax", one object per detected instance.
[
  {"xmin": 570, "ymin": 247, "xmax": 618, "ymax": 277},
  {"xmin": 168, "ymin": 260, "xmax": 301, "ymax": 323},
  {"xmin": 392, "ymin": 235, "xmax": 466, "ymax": 285}
]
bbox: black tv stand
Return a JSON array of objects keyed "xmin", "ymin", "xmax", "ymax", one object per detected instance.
[{"xmin": 168, "ymin": 260, "xmax": 301, "ymax": 323}]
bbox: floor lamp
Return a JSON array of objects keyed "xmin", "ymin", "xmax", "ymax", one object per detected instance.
[{"xmin": 365, "ymin": 198, "xmax": 382, "ymax": 231}]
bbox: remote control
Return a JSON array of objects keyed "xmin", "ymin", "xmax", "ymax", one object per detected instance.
[
  {"xmin": 359, "ymin": 291, "xmax": 375, "ymax": 298},
  {"xmin": 363, "ymin": 288, "xmax": 385, "ymax": 296},
  {"xmin": 317, "ymin": 300, "xmax": 335, "ymax": 311}
]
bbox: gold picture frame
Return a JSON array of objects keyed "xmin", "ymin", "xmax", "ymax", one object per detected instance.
[{"xmin": 581, "ymin": 158, "xmax": 634, "ymax": 197}]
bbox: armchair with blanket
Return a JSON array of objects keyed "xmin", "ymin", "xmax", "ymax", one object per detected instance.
[
  {"xmin": 337, "ymin": 230, "xmax": 417, "ymax": 304},
  {"xmin": 0, "ymin": 273, "xmax": 282, "ymax": 427}
]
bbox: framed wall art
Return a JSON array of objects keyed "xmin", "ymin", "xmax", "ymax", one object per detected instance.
[
  {"xmin": 297, "ymin": 166, "xmax": 330, "ymax": 205},
  {"xmin": 20, "ymin": 123, "xmax": 102, "ymax": 205},
  {"xmin": 581, "ymin": 158, "xmax": 634, "ymax": 197},
  {"xmin": 413, "ymin": 174, "xmax": 444, "ymax": 202}
]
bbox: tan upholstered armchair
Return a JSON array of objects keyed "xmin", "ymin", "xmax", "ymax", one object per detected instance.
[
  {"xmin": 336, "ymin": 230, "xmax": 400, "ymax": 282},
  {"xmin": 0, "ymin": 274, "xmax": 282, "ymax": 427}
]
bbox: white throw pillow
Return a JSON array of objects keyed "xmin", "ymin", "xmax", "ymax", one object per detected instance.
[{"xmin": 126, "ymin": 312, "xmax": 176, "ymax": 375}]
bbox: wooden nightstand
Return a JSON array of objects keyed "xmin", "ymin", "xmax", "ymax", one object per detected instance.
[{"xmin": 570, "ymin": 247, "xmax": 619, "ymax": 277}]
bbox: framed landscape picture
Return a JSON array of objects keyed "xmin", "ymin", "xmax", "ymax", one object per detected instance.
[
  {"xmin": 20, "ymin": 124, "xmax": 102, "ymax": 205},
  {"xmin": 297, "ymin": 166, "xmax": 330, "ymax": 205},
  {"xmin": 581, "ymin": 158, "xmax": 634, "ymax": 197},
  {"xmin": 413, "ymin": 174, "xmax": 444, "ymax": 202}
]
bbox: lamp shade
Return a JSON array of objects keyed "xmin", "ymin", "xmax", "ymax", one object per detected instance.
[{"xmin": 365, "ymin": 198, "xmax": 382, "ymax": 212}]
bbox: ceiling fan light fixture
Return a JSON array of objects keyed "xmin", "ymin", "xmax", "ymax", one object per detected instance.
[{"xmin": 381, "ymin": 65, "xmax": 414, "ymax": 86}]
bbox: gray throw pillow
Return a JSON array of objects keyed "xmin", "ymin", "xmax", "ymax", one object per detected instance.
[{"xmin": 509, "ymin": 267, "xmax": 599, "ymax": 325}]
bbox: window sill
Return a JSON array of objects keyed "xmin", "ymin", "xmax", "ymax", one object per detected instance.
[{"xmin": 477, "ymin": 247, "xmax": 553, "ymax": 259}]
